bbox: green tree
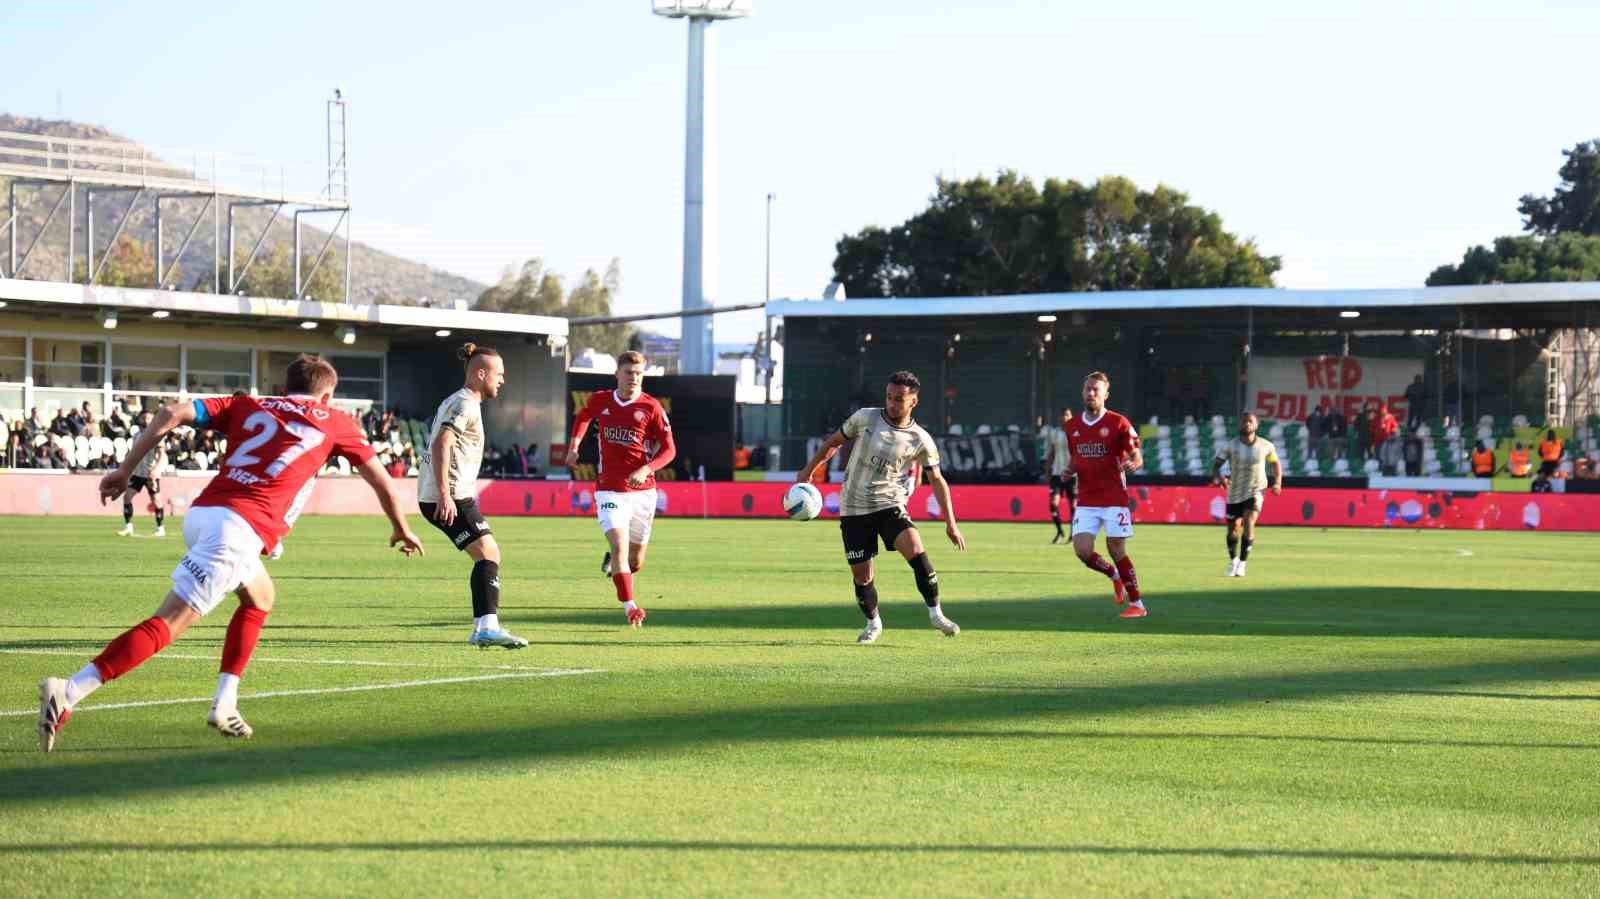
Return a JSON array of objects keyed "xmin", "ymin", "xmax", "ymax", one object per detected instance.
[
  {"xmin": 1430, "ymin": 139, "xmax": 1600, "ymax": 285},
  {"xmin": 832, "ymin": 171, "xmax": 1280, "ymax": 298},
  {"xmin": 1518, "ymin": 140, "xmax": 1600, "ymax": 236},
  {"xmin": 476, "ymin": 257, "xmax": 633, "ymax": 358},
  {"xmin": 234, "ymin": 244, "xmax": 343, "ymax": 301},
  {"xmin": 75, "ymin": 236, "xmax": 160, "ymax": 287},
  {"xmin": 1426, "ymin": 233, "xmax": 1600, "ymax": 285}
]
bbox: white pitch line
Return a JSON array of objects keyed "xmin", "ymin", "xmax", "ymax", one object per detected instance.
[
  {"xmin": 0, "ymin": 648, "xmax": 552, "ymax": 672},
  {"xmin": 0, "ymin": 669, "xmax": 603, "ymax": 718}
]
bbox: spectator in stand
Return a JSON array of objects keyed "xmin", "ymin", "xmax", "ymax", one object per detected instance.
[
  {"xmin": 734, "ymin": 442, "xmax": 752, "ymax": 470},
  {"xmin": 80, "ymin": 402, "xmax": 99, "ymax": 438},
  {"xmin": 1507, "ymin": 442, "xmax": 1532, "ymax": 478},
  {"xmin": 386, "ymin": 452, "xmax": 407, "ymax": 479},
  {"xmin": 88, "ymin": 450, "xmax": 116, "ymax": 471},
  {"xmin": 374, "ymin": 409, "xmax": 395, "ymax": 442},
  {"xmin": 1305, "ymin": 401, "xmax": 1330, "ymax": 459},
  {"xmin": 1402, "ymin": 431, "xmax": 1424, "ymax": 477},
  {"xmin": 104, "ymin": 404, "xmax": 130, "ymax": 439},
  {"xmin": 1372, "ymin": 403, "xmax": 1400, "ymax": 474},
  {"xmin": 66, "ymin": 404, "xmax": 87, "ymax": 437},
  {"xmin": 25, "ymin": 407, "xmax": 46, "ymax": 436},
  {"xmin": 1441, "ymin": 372, "xmax": 1461, "ymax": 427},
  {"xmin": 49, "ymin": 409, "xmax": 72, "ymax": 439},
  {"xmin": 1538, "ymin": 429, "xmax": 1563, "ymax": 477},
  {"xmin": 45, "ymin": 442, "xmax": 74, "ymax": 470},
  {"xmin": 4, "ymin": 429, "xmax": 26, "ymax": 468},
  {"xmin": 1576, "ymin": 457, "xmax": 1598, "ymax": 480},
  {"xmin": 1471, "ymin": 440, "xmax": 1497, "ymax": 478},
  {"xmin": 1404, "ymin": 375, "xmax": 1427, "ymax": 431},
  {"xmin": 523, "ymin": 443, "xmax": 540, "ymax": 477},
  {"xmin": 1354, "ymin": 403, "xmax": 1375, "ymax": 460},
  {"xmin": 1326, "ymin": 406, "xmax": 1347, "ymax": 460},
  {"xmin": 1531, "ymin": 471, "xmax": 1555, "ymax": 493}
]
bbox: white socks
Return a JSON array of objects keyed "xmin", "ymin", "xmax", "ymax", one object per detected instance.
[
  {"xmin": 214, "ymin": 673, "xmax": 240, "ymax": 710},
  {"xmin": 475, "ymin": 613, "xmax": 500, "ymax": 632},
  {"xmin": 927, "ymin": 604, "xmax": 944, "ymax": 620},
  {"xmin": 64, "ymin": 664, "xmax": 103, "ymax": 706},
  {"xmin": 622, "ymin": 600, "xmax": 639, "ymax": 613}
]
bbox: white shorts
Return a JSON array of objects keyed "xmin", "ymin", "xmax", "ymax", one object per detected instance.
[
  {"xmin": 1071, "ymin": 505, "xmax": 1134, "ymax": 539},
  {"xmin": 595, "ymin": 489, "xmax": 657, "ymax": 545},
  {"xmin": 170, "ymin": 505, "xmax": 266, "ymax": 616}
]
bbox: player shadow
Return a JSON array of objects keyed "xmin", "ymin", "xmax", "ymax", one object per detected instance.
[
  {"xmin": 3, "ymin": 649, "xmax": 1596, "ymax": 806},
  {"xmin": 0, "ymin": 839, "xmax": 1593, "ymax": 867}
]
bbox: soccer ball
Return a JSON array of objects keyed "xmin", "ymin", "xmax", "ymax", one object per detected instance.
[{"xmin": 783, "ymin": 482, "xmax": 823, "ymax": 521}]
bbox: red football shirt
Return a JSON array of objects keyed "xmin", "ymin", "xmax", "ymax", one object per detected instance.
[
  {"xmin": 1067, "ymin": 409, "xmax": 1140, "ymax": 508},
  {"xmin": 191, "ymin": 394, "xmax": 375, "ymax": 552},
  {"xmin": 571, "ymin": 389, "xmax": 673, "ymax": 493}
]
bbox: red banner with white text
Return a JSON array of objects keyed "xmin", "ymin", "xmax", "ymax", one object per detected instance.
[{"xmin": 4, "ymin": 474, "xmax": 1598, "ymax": 533}]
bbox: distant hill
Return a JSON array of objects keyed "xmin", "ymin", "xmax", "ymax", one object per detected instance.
[{"xmin": 0, "ymin": 115, "xmax": 484, "ymax": 305}]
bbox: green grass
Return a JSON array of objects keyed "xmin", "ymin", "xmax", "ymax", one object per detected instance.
[{"xmin": 2, "ymin": 515, "xmax": 1598, "ymax": 897}]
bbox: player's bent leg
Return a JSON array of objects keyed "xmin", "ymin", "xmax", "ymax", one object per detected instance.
[
  {"xmin": 894, "ymin": 528, "xmax": 958, "ymax": 637},
  {"xmin": 601, "ymin": 527, "xmax": 646, "ymax": 627},
  {"xmin": 628, "ymin": 542, "xmax": 647, "ymax": 575},
  {"xmin": 849, "ymin": 558, "xmax": 881, "ymax": 642},
  {"xmin": 209, "ymin": 571, "xmax": 273, "ymax": 739},
  {"xmin": 1237, "ymin": 512, "xmax": 1258, "ymax": 576},
  {"xmin": 1106, "ymin": 536, "xmax": 1147, "ymax": 616},
  {"xmin": 42, "ymin": 591, "xmax": 199, "ymax": 751},
  {"xmin": 1226, "ymin": 518, "xmax": 1242, "ymax": 575}
]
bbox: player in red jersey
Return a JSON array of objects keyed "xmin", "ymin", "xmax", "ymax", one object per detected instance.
[
  {"xmin": 1064, "ymin": 371, "xmax": 1148, "ymax": 619},
  {"xmin": 567, "ymin": 351, "xmax": 676, "ymax": 627},
  {"xmin": 35, "ymin": 355, "xmax": 423, "ymax": 752}
]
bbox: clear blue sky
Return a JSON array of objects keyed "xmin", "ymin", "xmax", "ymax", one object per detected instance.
[{"xmin": 5, "ymin": 0, "xmax": 1596, "ymax": 344}]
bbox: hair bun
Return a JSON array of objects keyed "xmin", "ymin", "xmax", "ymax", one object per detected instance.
[{"xmin": 456, "ymin": 342, "xmax": 477, "ymax": 361}]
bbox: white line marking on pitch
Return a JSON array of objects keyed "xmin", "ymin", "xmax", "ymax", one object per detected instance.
[
  {"xmin": 1455, "ymin": 549, "xmax": 1475, "ymax": 557},
  {"xmin": 0, "ymin": 648, "xmax": 551, "ymax": 672},
  {"xmin": 0, "ymin": 669, "xmax": 603, "ymax": 718}
]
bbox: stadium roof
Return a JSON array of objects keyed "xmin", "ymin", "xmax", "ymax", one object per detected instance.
[
  {"xmin": 0, "ymin": 276, "xmax": 567, "ymax": 339},
  {"xmin": 767, "ymin": 282, "xmax": 1600, "ymax": 320}
]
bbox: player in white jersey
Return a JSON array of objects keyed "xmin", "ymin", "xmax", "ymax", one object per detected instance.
[
  {"xmin": 117, "ymin": 439, "xmax": 167, "ymax": 537},
  {"xmin": 418, "ymin": 343, "xmax": 527, "ymax": 649},
  {"xmin": 797, "ymin": 370, "xmax": 966, "ymax": 643},
  {"xmin": 1210, "ymin": 412, "xmax": 1282, "ymax": 577},
  {"xmin": 1042, "ymin": 406, "xmax": 1077, "ymax": 544}
]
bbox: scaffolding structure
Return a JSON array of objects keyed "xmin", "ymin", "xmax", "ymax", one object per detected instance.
[{"xmin": 0, "ymin": 92, "xmax": 352, "ymax": 302}]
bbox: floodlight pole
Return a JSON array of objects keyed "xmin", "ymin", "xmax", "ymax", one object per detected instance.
[{"xmin": 656, "ymin": 2, "xmax": 750, "ymax": 375}]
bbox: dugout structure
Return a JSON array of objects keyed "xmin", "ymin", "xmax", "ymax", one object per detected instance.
[{"xmin": 768, "ymin": 283, "xmax": 1600, "ymax": 477}]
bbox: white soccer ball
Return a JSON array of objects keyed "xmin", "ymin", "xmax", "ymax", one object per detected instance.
[{"xmin": 783, "ymin": 482, "xmax": 823, "ymax": 521}]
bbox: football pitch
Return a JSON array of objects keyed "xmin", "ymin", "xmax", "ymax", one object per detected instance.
[{"xmin": 2, "ymin": 514, "xmax": 1597, "ymax": 897}]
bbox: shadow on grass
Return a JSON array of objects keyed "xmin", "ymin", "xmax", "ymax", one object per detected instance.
[
  {"xmin": 2, "ymin": 650, "xmax": 1596, "ymax": 805},
  {"xmin": 509, "ymin": 586, "xmax": 1600, "ymax": 641},
  {"xmin": 0, "ymin": 839, "xmax": 1593, "ymax": 866}
]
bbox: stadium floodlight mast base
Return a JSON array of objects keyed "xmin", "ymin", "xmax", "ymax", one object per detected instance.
[{"xmin": 653, "ymin": 0, "xmax": 752, "ymax": 374}]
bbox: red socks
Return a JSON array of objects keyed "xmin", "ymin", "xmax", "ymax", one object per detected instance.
[
  {"xmin": 1115, "ymin": 556, "xmax": 1142, "ymax": 601},
  {"xmin": 612, "ymin": 572, "xmax": 635, "ymax": 603},
  {"xmin": 221, "ymin": 605, "xmax": 269, "ymax": 677},
  {"xmin": 1082, "ymin": 553, "xmax": 1118, "ymax": 580},
  {"xmin": 92, "ymin": 616, "xmax": 173, "ymax": 681}
]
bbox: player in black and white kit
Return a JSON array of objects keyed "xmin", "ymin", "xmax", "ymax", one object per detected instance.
[
  {"xmin": 117, "ymin": 439, "xmax": 167, "ymax": 538},
  {"xmin": 1043, "ymin": 406, "xmax": 1077, "ymax": 544},
  {"xmin": 418, "ymin": 342, "xmax": 527, "ymax": 649}
]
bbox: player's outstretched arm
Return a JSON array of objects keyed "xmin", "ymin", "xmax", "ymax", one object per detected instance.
[
  {"xmin": 927, "ymin": 467, "xmax": 967, "ymax": 551},
  {"xmin": 796, "ymin": 432, "xmax": 845, "ymax": 483},
  {"xmin": 356, "ymin": 456, "xmax": 424, "ymax": 556},
  {"xmin": 99, "ymin": 400, "xmax": 195, "ymax": 504}
]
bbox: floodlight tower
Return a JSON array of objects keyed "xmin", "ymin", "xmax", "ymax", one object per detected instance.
[{"xmin": 653, "ymin": 0, "xmax": 751, "ymax": 374}]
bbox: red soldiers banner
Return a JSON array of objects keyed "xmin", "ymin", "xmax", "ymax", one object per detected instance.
[{"xmin": 1249, "ymin": 356, "xmax": 1422, "ymax": 423}]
